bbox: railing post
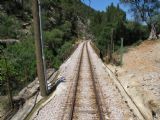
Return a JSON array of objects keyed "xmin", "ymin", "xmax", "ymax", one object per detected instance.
[{"xmin": 120, "ymin": 38, "xmax": 124, "ymax": 66}]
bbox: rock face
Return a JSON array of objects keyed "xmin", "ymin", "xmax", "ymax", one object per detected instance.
[{"xmin": 0, "ymin": 39, "xmax": 19, "ymax": 44}]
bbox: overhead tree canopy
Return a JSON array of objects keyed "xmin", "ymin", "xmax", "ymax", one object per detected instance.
[{"xmin": 120, "ymin": 0, "xmax": 160, "ymax": 39}]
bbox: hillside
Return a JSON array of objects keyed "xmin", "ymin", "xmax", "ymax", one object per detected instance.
[
  {"xmin": 108, "ymin": 39, "xmax": 160, "ymax": 118},
  {"xmin": 0, "ymin": 0, "xmax": 93, "ymax": 91}
]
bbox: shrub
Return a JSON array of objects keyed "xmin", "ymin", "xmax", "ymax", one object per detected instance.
[
  {"xmin": 58, "ymin": 41, "xmax": 73, "ymax": 61},
  {"xmin": 44, "ymin": 29, "xmax": 64, "ymax": 53},
  {"xmin": 0, "ymin": 12, "xmax": 21, "ymax": 39},
  {"xmin": 0, "ymin": 36, "xmax": 36, "ymax": 94}
]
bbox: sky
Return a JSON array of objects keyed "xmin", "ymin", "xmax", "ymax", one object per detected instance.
[{"xmin": 81, "ymin": 0, "xmax": 133, "ymax": 20}]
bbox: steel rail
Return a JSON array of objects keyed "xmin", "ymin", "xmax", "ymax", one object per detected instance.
[
  {"xmin": 67, "ymin": 42, "xmax": 86, "ymax": 120},
  {"xmin": 86, "ymin": 42, "xmax": 105, "ymax": 120},
  {"xmin": 60, "ymin": 42, "xmax": 85, "ymax": 120}
]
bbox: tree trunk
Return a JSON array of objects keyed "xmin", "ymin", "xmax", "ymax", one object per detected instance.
[{"xmin": 148, "ymin": 23, "xmax": 157, "ymax": 40}]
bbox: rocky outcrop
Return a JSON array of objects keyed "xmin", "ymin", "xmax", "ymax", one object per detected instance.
[{"xmin": 0, "ymin": 39, "xmax": 19, "ymax": 44}]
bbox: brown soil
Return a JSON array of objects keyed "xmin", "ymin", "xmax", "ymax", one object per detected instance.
[
  {"xmin": 108, "ymin": 39, "xmax": 160, "ymax": 120},
  {"xmin": 123, "ymin": 40, "xmax": 160, "ymax": 73}
]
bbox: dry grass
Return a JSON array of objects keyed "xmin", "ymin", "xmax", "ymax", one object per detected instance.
[{"xmin": 0, "ymin": 96, "xmax": 10, "ymax": 118}]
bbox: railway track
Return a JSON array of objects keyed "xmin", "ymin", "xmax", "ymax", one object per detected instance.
[
  {"xmin": 61, "ymin": 41, "xmax": 140, "ymax": 120},
  {"xmin": 33, "ymin": 41, "xmax": 145, "ymax": 120},
  {"xmin": 61, "ymin": 43, "xmax": 103, "ymax": 120},
  {"xmin": 71, "ymin": 43, "xmax": 102, "ymax": 119}
]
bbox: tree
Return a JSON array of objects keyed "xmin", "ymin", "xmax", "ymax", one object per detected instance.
[{"xmin": 121, "ymin": 0, "xmax": 160, "ymax": 39}]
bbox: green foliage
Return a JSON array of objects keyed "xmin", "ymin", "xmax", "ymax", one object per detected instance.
[
  {"xmin": 90, "ymin": 3, "xmax": 149, "ymax": 55},
  {"xmin": 104, "ymin": 3, "xmax": 126, "ymax": 23},
  {"xmin": 0, "ymin": 37, "xmax": 36, "ymax": 95},
  {"xmin": 0, "ymin": 0, "xmax": 81, "ymax": 96},
  {"xmin": 60, "ymin": 21, "xmax": 72, "ymax": 40},
  {"xmin": 1, "ymin": 0, "xmax": 32, "ymax": 21},
  {"xmin": 96, "ymin": 26, "xmax": 111, "ymax": 54},
  {"xmin": 0, "ymin": 12, "xmax": 21, "ymax": 38},
  {"xmin": 52, "ymin": 57, "xmax": 62, "ymax": 69},
  {"xmin": 44, "ymin": 29, "xmax": 64, "ymax": 55},
  {"xmin": 44, "ymin": 47, "xmax": 61, "ymax": 69},
  {"xmin": 45, "ymin": 29, "xmax": 63, "ymax": 45},
  {"xmin": 124, "ymin": 21, "xmax": 149, "ymax": 44},
  {"xmin": 43, "ymin": 11, "xmax": 75, "ymax": 69},
  {"xmin": 120, "ymin": 0, "xmax": 160, "ymax": 24},
  {"xmin": 0, "ymin": 0, "xmax": 85, "ymax": 100},
  {"xmin": 44, "ymin": 27, "xmax": 75, "ymax": 69},
  {"xmin": 121, "ymin": 0, "xmax": 160, "ymax": 38},
  {"xmin": 58, "ymin": 41, "xmax": 73, "ymax": 61}
]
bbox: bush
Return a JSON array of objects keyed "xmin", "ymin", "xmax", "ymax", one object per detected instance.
[
  {"xmin": 44, "ymin": 28, "xmax": 65, "ymax": 69},
  {"xmin": 44, "ymin": 29, "xmax": 64, "ymax": 54},
  {"xmin": 0, "ymin": 36, "xmax": 36, "ymax": 95},
  {"xmin": 58, "ymin": 41, "xmax": 73, "ymax": 61},
  {"xmin": 60, "ymin": 21, "xmax": 72, "ymax": 40},
  {"xmin": 0, "ymin": 12, "xmax": 21, "ymax": 39},
  {"xmin": 44, "ymin": 28, "xmax": 75, "ymax": 69}
]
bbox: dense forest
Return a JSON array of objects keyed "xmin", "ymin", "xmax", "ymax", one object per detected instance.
[{"xmin": 0, "ymin": 0, "xmax": 160, "ymax": 114}]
